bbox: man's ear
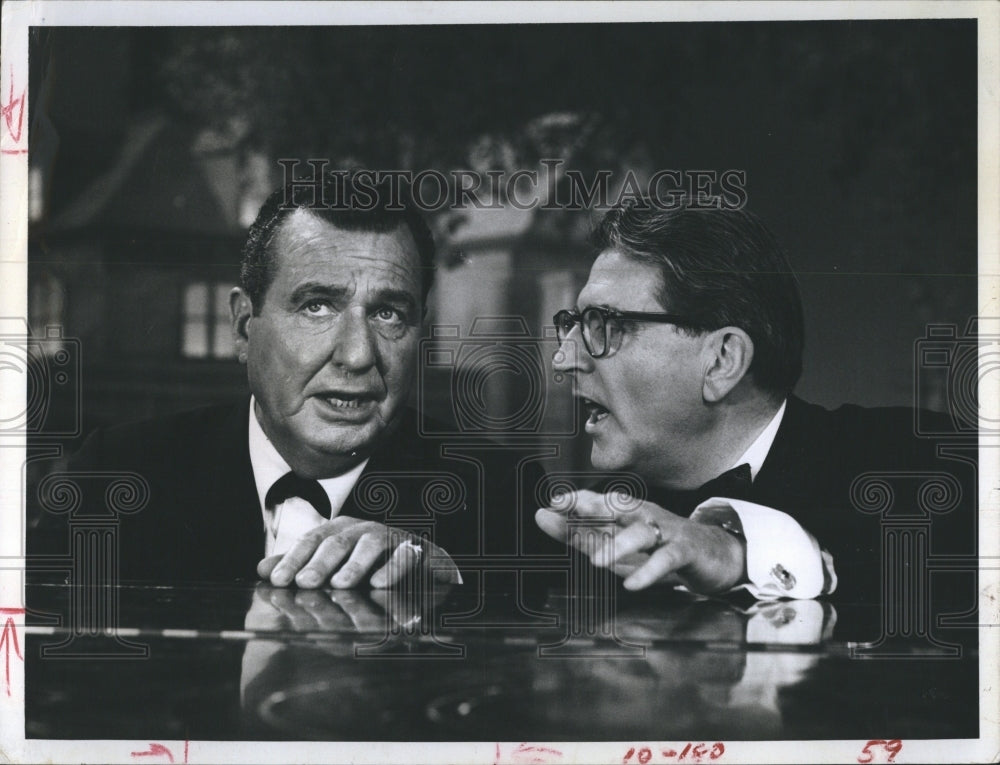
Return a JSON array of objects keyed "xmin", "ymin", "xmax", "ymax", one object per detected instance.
[
  {"xmin": 230, "ymin": 287, "xmax": 254, "ymax": 365},
  {"xmin": 702, "ymin": 327, "xmax": 754, "ymax": 402}
]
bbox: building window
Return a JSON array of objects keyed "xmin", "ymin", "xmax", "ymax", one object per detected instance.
[
  {"xmin": 181, "ymin": 282, "xmax": 234, "ymax": 359},
  {"xmin": 29, "ymin": 272, "xmax": 65, "ymax": 350}
]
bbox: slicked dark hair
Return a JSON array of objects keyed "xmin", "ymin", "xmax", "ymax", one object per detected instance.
[
  {"xmin": 592, "ymin": 200, "xmax": 804, "ymax": 398},
  {"xmin": 240, "ymin": 170, "xmax": 436, "ymax": 314}
]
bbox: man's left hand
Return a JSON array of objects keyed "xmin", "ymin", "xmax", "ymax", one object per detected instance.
[
  {"xmin": 257, "ymin": 517, "xmax": 460, "ymax": 589},
  {"xmin": 535, "ymin": 489, "xmax": 746, "ymax": 595}
]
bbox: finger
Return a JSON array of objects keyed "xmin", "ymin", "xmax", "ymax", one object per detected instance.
[
  {"xmin": 592, "ymin": 521, "xmax": 659, "ymax": 568},
  {"xmin": 366, "ymin": 588, "xmax": 393, "ymax": 616},
  {"xmin": 268, "ymin": 530, "xmax": 329, "ymax": 587},
  {"xmin": 623, "ymin": 543, "xmax": 687, "ymax": 591},
  {"xmin": 566, "ymin": 523, "xmax": 617, "ymax": 556},
  {"xmin": 618, "ymin": 500, "xmax": 684, "ymax": 528},
  {"xmin": 611, "ymin": 555, "xmax": 683, "ymax": 585},
  {"xmin": 331, "ymin": 531, "xmax": 390, "ymax": 588},
  {"xmin": 266, "ymin": 586, "xmax": 298, "ymax": 613},
  {"xmin": 266, "ymin": 587, "xmax": 319, "ymax": 631},
  {"xmin": 332, "ymin": 590, "xmax": 387, "ymax": 632},
  {"xmin": 257, "ymin": 554, "xmax": 283, "ymax": 580},
  {"xmin": 430, "ymin": 552, "xmax": 462, "ymax": 585},
  {"xmin": 611, "ymin": 552, "xmax": 679, "ymax": 581},
  {"xmin": 535, "ymin": 508, "xmax": 569, "ymax": 541},
  {"xmin": 611, "ymin": 561, "xmax": 643, "ymax": 579},
  {"xmin": 368, "ymin": 586, "xmax": 425, "ymax": 630},
  {"xmin": 611, "ymin": 551, "xmax": 649, "ymax": 577},
  {"xmin": 293, "ymin": 532, "xmax": 360, "ymax": 588},
  {"xmin": 268, "ymin": 517, "xmax": 359, "ymax": 586},
  {"xmin": 369, "ymin": 539, "xmax": 423, "ymax": 588},
  {"xmin": 244, "ymin": 584, "xmax": 286, "ymax": 631},
  {"xmin": 541, "ymin": 489, "xmax": 579, "ymax": 516},
  {"xmin": 561, "ymin": 489, "xmax": 618, "ymax": 521},
  {"xmin": 291, "ymin": 590, "xmax": 356, "ymax": 632}
]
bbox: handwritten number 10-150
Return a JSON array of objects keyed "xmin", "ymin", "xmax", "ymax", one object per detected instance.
[{"xmin": 623, "ymin": 743, "xmax": 725, "ymax": 763}]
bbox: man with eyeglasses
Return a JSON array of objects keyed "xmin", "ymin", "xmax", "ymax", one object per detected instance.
[{"xmin": 536, "ymin": 200, "xmax": 971, "ymax": 604}]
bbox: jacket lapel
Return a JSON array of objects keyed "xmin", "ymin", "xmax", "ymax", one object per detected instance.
[{"xmin": 199, "ymin": 398, "xmax": 265, "ymax": 580}]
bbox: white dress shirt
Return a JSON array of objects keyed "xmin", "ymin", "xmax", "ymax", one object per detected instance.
[
  {"xmin": 247, "ymin": 397, "xmax": 369, "ymax": 556},
  {"xmin": 689, "ymin": 400, "xmax": 839, "ymax": 599}
]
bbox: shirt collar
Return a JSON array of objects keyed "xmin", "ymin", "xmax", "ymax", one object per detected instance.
[
  {"xmin": 732, "ymin": 399, "xmax": 786, "ymax": 480},
  {"xmin": 247, "ymin": 396, "xmax": 369, "ymax": 515}
]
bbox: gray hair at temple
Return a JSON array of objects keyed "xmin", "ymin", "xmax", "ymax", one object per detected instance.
[{"xmin": 591, "ymin": 200, "xmax": 805, "ymax": 399}]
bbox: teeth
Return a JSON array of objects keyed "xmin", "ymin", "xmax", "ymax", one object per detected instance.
[
  {"xmin": 326, "ymin": 396, "xmax": 362, "ymax": 408},
  {"xmin": 581, "ymin": 397, "xmax": 609, "ymax": 423},
  {"xmin": 587, "ymin": 409, "xmax": 609, "ymax": 425}
]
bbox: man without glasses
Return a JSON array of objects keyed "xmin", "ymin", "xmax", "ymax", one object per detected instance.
[{"xmin": 30, "ymin": 172, "xmax": 528, "ymax": 588}]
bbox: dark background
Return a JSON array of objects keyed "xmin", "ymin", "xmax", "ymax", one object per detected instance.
[{"xmin": 25, "ymin": 21, "xmax": 978, "ymax": 466}]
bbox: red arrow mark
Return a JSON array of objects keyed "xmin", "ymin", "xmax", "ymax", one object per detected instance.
[
  {"xmin": 0, "ymin": 616, "xmax": 23, "ymax": 697},
  {"xmin": 511, "ymin": 743, "xmax": 563, "ymax": 763},
  {"xmin": 130, "ymin": 743, "xmax": 175, "ymax": 763}
]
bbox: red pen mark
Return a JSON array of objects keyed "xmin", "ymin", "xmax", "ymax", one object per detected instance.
[
  {"xmin": 495, "ymin": 743, "xmax": 563, "ymax": 764},
  {"xmin": 1, "ymin": 66, "xmax": 27, "ymax": 154},
  {"xmin": 130, "ymin": 743, "xmax": 174, "ymax": 763},
  {"xmin": 626, "ymin": 743, "xmax": 726, "ymax": 763},
  {"xmin": 183, "ymin": 740, "xmax": 189, "ymax": 763},
  {"xmin": 858, "ymin": 739, "xmax": 903, "ymax": 764},
  {"xmin": 515, "ymin": 743, "xmax": 563, "ymax": 763},
  {"xmin": 0, "ymin": 615, "xmax": 24, "ymax": 697}
]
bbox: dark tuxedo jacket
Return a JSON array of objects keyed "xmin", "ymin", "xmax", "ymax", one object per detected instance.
[
  {"xmin": 646, "ymin": 396, "xmax": 977, "ymax": 607},
  {"xmin": 28, "ymin": 400, "xmax": 551, "ymax": 584}
]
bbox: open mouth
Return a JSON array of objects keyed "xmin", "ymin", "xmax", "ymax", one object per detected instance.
[
  {"xmin": 315, "ymin": 391, "xmax": 378, "ymax": 415},
  {"xmin": 582, "ymin": 397, "xmax": 610, "ymax": 427},
  {"xmin": 322, "ymin": 394, "xmax": 367, "ymax": 409}
]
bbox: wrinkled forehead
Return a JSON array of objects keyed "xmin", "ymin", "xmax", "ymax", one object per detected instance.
[
  {"xmin": 578, "ymin": 249, "xmax": 665, "ymax": 312},
  {"xmin": 271, "ymin": 208, "xmax": 421, "ymax": 288}
]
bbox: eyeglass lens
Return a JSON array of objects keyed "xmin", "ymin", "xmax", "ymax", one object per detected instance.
[
  {"xmin": 582, "ymin": 308, "xmax": 607, "ymax": 356},
  {"xmin": 555, "ymin": 308, "xmax": 612, "ymax": 357}
]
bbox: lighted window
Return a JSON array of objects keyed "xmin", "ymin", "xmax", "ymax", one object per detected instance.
[
  {"xmin": 29, "ymin": 273, "xmax": 65, "ymax": 352},
  {"xmin": 181, "ymin": 282, "xmax": 235, "ymax": 359}
]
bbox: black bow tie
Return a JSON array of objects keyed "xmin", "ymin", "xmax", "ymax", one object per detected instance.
[
  {"xmin": 648, "ymin": 463, "xmax": 754, "ymax": 516},
  {"xmin": 265, "ymin": 472, "xmax": 332, "ymax": 519}
]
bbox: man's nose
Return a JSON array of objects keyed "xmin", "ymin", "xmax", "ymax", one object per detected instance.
[
  {"xmin": 330, "ymin": 309, "xmax": 377, "ymax": 371},
  {"xmin": 552, "ymin": 325, "xmax": 592, "ymax": 374}
]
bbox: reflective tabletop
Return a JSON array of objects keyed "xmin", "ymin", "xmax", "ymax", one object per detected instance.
[{"xmin": 24, "ymin": 576, "xmax": 979, "ymax": 742}]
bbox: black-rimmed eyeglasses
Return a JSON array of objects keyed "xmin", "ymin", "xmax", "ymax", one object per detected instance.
[{"xmin": 553, "ymin": 306, "xmax": 691, "ymax": 359}]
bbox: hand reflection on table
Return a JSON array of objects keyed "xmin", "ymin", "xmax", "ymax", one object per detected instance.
[
  {"xmin": 531, "ymin": 598, "xmax": 838, "ymax": 739},
  {"xmin": 240, "ymin": 582, "xmax": 453, "ymax": 718},
  {"xmin": 238, "ymin": 586, "xmax": 838, "ymax": 740}
]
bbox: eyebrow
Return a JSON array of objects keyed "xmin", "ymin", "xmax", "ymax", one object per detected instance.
[
  {"xmin": 288, "ymin": 282, "xmax": 419, "ymax": 314},
  {"xmin": 372, "ymin": 288, "xmax": 420, "ymax": 313},
  {"xmin": 287, "ymin": 282, "xmax": 352, "ymax": 306}
]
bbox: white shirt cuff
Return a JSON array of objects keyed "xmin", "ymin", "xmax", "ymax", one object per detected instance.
[{"xmin": 691, "ymin": 498, "xmax": 838, "ymax": 600}]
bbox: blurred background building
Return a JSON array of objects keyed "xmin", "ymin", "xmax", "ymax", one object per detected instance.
[{"xmin": 25, "ymin": 21, "xmax": 977, "ymax": 469}]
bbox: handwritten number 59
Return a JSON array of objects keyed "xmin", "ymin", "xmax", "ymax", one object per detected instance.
[{"xmin": 858, "ymin": 739, "xmax": 903, "ymax": 763}]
